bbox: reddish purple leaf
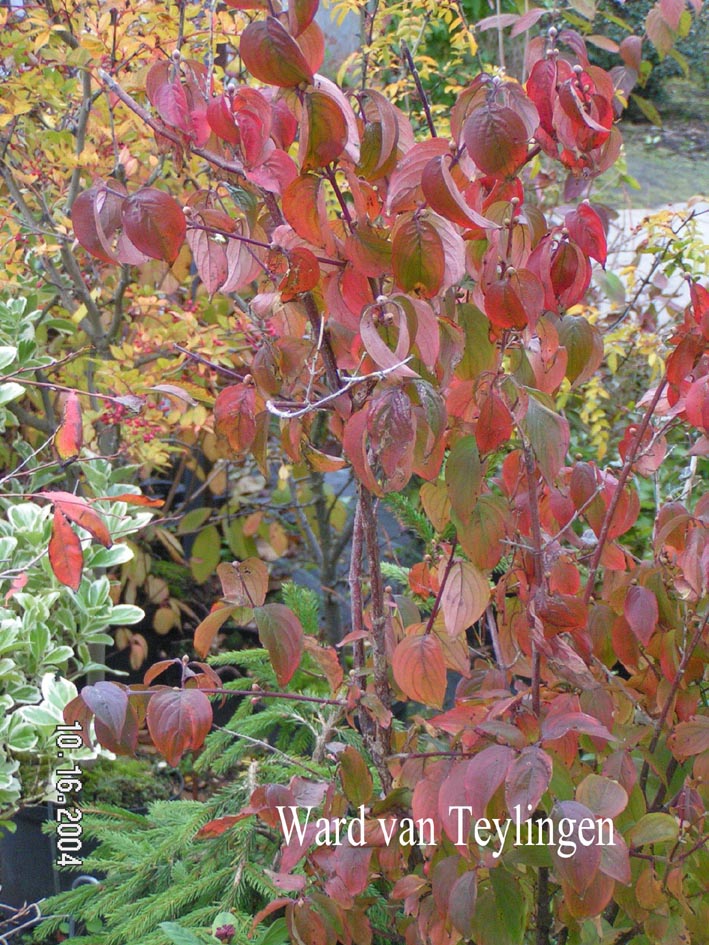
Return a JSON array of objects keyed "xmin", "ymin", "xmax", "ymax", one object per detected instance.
[
  {"xmin": 624, "ymin": 585, "xmax": 659, "ymax": 646},
  {"xmin": 254, "ymin": 603, "xmax": 304, "ymax": 687},
  {"xmin": 146, "ymin": 687, "xmax": 213, "ymax": 766},
  {"xmin": 122, "ymin": 188, "xmax": 186, "ymax": 264},
  {"xmin": 505, "ymin": 747, "xmax": 553, "ymax": 819},
  {"xmin": 239, "ymin": 16, "xmax": 314, "ymax": 88}
]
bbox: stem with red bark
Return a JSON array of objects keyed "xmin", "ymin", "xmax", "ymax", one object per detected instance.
[{"xmin": 583, "ymin": 378, "xmax": 667, "ymax": 604}]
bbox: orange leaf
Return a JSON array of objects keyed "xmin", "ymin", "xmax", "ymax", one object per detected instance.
[
  {"xmin": 279, "ymin": 247, "xmax": 320, "ymax": 301},
  {"xmin": 194, "ymin": 603, "xmax": 238, "ymax": 658},
  {"xmin": 439, "ymin": 559, "xmax": 490, "ymax": 638},
  {"xmin": 100, "ymin": 493, "xmax": 164, "ymax": 508},
  {"xmin": 39, "ymin": 491, "xmax": 112, "ymax": 548},
  {"xmin": 217, "ymin": 558, "xmax": 268, "ymax": 606},
  {"xmin": 49, "ymin": 508, "xmax": 83, "ymax": 591},
  {"xmin": 392, "ymin": 632, "xmax": 446, "ymax": 708},
  {"xmin": 55, "ymin": 391, "xmax": 83, "ymax": 461}
]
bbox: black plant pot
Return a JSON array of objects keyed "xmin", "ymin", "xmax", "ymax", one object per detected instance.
[{"xmin": 0, "ymin": 804, "xmax": 83, "ymax": 908}]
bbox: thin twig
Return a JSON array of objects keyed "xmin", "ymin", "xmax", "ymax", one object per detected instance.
[
  {"xmin": 583, "ymin": 378, "xmax": 667, "ymax": 604},
  {"xmin": 266, "ymin": 358, "xmax": 412, "ymax": 420},
  {"xmin": 400, "ymin": 41, "xmax": 437, "ymax": 137},
  {"xmin": 638, "ymin": 612, "xmax": 708, "ymax": 794},
  {"xmin": 423, "ymin": 538, "xmax": 458, "ymax": 635},
  {"xmin": 97, "ymin": 69, "xmax": 245, "ymax": 178}
]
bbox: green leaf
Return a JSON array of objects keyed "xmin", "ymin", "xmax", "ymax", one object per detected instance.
[
  {"xmin": 392, "ymin": 213, "xmax": 445, "ymax": 298},
  {"xmin": 630, "ymin": 93, "xmax": 662, "ymax": 126},
  {"xmin": 0, "ymin": 346, "xmax": 17, "ymax": 371},
  {"xmin": 457, "ymin": 304, "xmax": 498, "ymax": 381},
  {"xmin": 0, "ymin": 382, "xmax": 25, "ymax": 405},
  {"xmin": 595, "ymin": 270, "xmax": 626, "ymax": 305},
  {"xmin": 445, "ymin": 435, "xmax": 481, "ymax": 526},
  {"xmin": 190, "ymin": 525, "xmax": 221, "ymax": 584},
  {"xmin": 256, "ymin": 918, "xmax": 290, "ymax": 945},
  {"xmin": 159, "ymin": 922, "xmax": 207, "ymax": 945},
  {"xmin": 177, "ymin": 507, "xmax": 212, "ymax": 535},
  {"xmin": 626, "ymin": 812, "xmax": 679, "ymax": 847},
  {"xmin": 107, "ymin": 604, "xmax": 145, "ymax": 625},
  {"xmin": 470, "ymin": 868, "xmax": 529, "ymax": 945},
  {"xmin": 524, "ymin": 395, "xmax": 570, "ymax": 484}
]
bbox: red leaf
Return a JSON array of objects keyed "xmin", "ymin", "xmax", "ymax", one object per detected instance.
[
  {"xmin": 146, "ymin": 687, "xmax": 213, "ymax": 766},
  {"xmin": 196, "ymin": 814, "xmax": 244, "ymax": 839},
  {"xmin": 296, "ymin": 20, "xmax": 325, "ymax": 76},
  {"xmin": 303, "ymin": 637, "xmax": 344, "ymax": 693},
  {"xmin": 93, "ymin": 702, "xmax": 139, "ymax": 757},
  {"xmin": 342, "ymin": 407, "xmax": 383, "ymax": 496},
  {"xmin": 214, "ymin": 383, "xmax": 257, "ymax": 453},
  {"xmin": 685, "ymin": 375, "xmax": 709, "ymax": 432},
  {"xmin": 550, "ymin": 801, "xmax": 602, "ymax": 894},
  {"xmin": 239, "ymin": 16, "xmax": 314, "ymax": 87},
  {"xmin": 359, "ymin": 300, "xmax": 416, "ymax": 377},
  {"xmin": 623, "ymin": 584, "xmax": 659, "ymax": 646},
  {"xmin": 484, "ymin": 269, "xmax": 545, "ymax": 331},
  {"xmin": 646, "ymin": 5, "xmax": 674, "ymax": 56},
  {"xmin": 39, "ymin": 491, "xmax": 112, "ymax": 548},
  {"xmin": 668, "ymin": 716, "xmax": 709, "ymax": 761},
  {"xmin": 464, "ymin": 105, "xmax": 530, "ymax": 178},
  {"xmin": 476, "ymin": 388, "xmax": 513, "ymax": 453},
  {"xmin": 187, "ymin": 216, "xmax": 229, "ymax": 295},
  {"xmin": 367, "ymin": 387, "xmax": 416, "ymax": 492},
  {"xmin": 55, "ymin": 391, "xmax": 83, "ymax": 461},
  {"xmin": 448, "ymin": 871, "xmax": 478, "ymax": 939},
  {"xmin": 280, "ymin": 247, "xmax": 321, "ymax": 300},
  {"xmin": 391, "ymin": 213, "xmax": 445, "ymax": 298},
  {"xmin": 4, "ymin": 572, "xmax": 28, "ymax": 601},
  {"xmin": 421, "ymin": 154, "xmax": 494, "ymax": 230},
  {"xmin": 562, "ymin": 870, "xmax": 615, "ymax": 919},
  {"xmin": 505, "ymin": 747, "xmax": 553, "ymax": 818},
  {"xmin": 564, "ymin": 202, "xmax": 607, "ymax": 266},
  {"xmin": 283, "ymin": 174, "xmax": 327, "ymax": 246},
  {"xmin": 254, "ymin": 603, "xmax": 304, "ymax": 687},
  {"xmin": 146, "ymin": 61, "xmax": 192, "ymax": 136},
  {"xmin": 464, "ymin": 745, "xmax": 515, "ymax": 818},
  {"xmin": 122, "ymin": 188, "xmax": 186, "ymax": 264},
  {"xmin": 386, "ymin": 139, "xmax": 450, "ymax": 214},
  {"xmin": 289, "ymin": 0, "xmax": 319, "ymax": 36},
  {"xmin": 48, "ymin": 508, "xmax": 83, "ymax": 591},
  {"xmin": 71, "ymin": 183, "xmax": 125, "ymax": 263},
  {"xmin": 207, "ymin": 95, "xmax": 240, "ymax": 145},
  {"xmin": 542, "ymin": 711, "xmax": 616, "ymax": 743},
  {"xmin": 392, "ymin": 632, "xmax": 447, "ymax": 708}
]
